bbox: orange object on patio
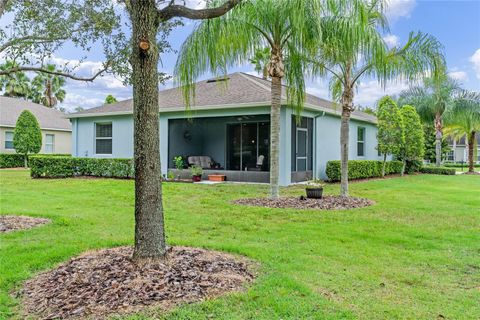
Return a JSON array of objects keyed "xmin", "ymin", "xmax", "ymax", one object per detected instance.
[{"xmin": 208, "ymin": 174, "xmax": 226, "ymax": 182}]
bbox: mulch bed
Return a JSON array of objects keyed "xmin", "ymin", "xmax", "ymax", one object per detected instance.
[
  {"xmin": 462, "ymin": 171, "xmax": 480, "ymax": 175},
  {"xmin": 233, "ymin": 195, "xmax": 374, "ymax": 210},
  {"xmin": 0, "ymin": 215, "xmax": 50, "ymax": 233},
  {"xmin": 20, "ymin": 246, "xmax": 254, "ymax": 319}
]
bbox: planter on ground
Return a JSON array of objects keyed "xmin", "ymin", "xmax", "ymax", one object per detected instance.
[
  {"xmin": 306, "ymin": 187, "xmax": 323, "ymax": 199},
  {"xmin": 208, "ymin": 174, "xmax": 226, "ymax": 182}
]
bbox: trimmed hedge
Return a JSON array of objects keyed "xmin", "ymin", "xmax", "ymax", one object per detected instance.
[
  {"xmin": 419, "ymin": 166, "xmax": 456, "ymax": 175},
  {"xmin": 326, "ymin": 160, "xmax": 403, "ymax": 181},
  {"xmin": 0, "ymin": 153, "xmax": 71, "ymax": 168},
  {"xmin": 0, "ymin": 154, "xmax": 24, "ymax": 168},
  {"xmin": 443, "ymin": 163, "xmax": 478, "ymax": 168},
  {"xmin": 30, "ymin": 156, "xmax": 134, "ymax": 178}
]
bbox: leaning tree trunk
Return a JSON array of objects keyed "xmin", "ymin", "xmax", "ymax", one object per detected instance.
[
  {"xmin": 268, "ymin": 47, "xmax": 284, "ymax": 199},
  {"xmin": 434, "ymin": 112, "xmax": 443, "ymax": 167},
  {"xmin": 130, "ymin": 1, "xmax": 166, "ymax": 262},
  {"xmin": 467, "ymin": 131, "xmax": 475, "ymax": 173}
]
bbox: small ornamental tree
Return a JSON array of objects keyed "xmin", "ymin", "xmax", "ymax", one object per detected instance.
[
  {"xmin": 377, "ymin": 96, "xmax": 404, "ymax": 177},
  {"xmin": 397, "ymin": 105, "xmax": 425, "ymax": 175},
  {"xmin": 13, "ymin": 110, "xmax": 42, "ymax": 167}
]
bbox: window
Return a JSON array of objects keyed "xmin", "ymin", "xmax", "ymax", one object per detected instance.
[
  {"xmin": 95, "ymin": 123, "xmax": 112, "ymax": 155},
  {"xmin": 45, "ymin": 134, "xmax": 55, "ymax": 153},
  {"xmin": 447, "ymin": 149, "xmax": 454, "ymax": 162},
  {"xmin": 4, "ymin": 131, "xmax": 14, "ymax": 149},
  {"xmin": 357, "ymin": 127, "xmax": 365, "ymax": 157}
]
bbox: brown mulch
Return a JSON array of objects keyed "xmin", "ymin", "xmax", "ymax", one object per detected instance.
[
  {"xmin": 0, "ymin": 215, "xmax": 50, "ymax": 233},
  {"xmin": 20, "ymin": 246, "xmax": 255, "ymax": 319},
  {"xmin": 233, "ymin": 195, "xmax": 374, "ymax": 210}
]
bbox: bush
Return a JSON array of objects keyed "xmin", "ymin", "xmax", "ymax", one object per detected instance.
[
  {"xmin": 405, "ymin": 159, "xmax": 423, "ymax": 174},
  {"xmin": 326, "ymin": 160, "xmax": 403, "ymax": 181},
  {"xmin": 419, "ymin": 166, "xmax": 456, "ymax": 175},
  {"xmin": 0, "ymin": 153, "xmax": 71, "ymax": 168},
  {"xmin": 443, "ymin": 163, "xmax": 476, "ymax": 168},
  {"xmin": 30, "ymin": 156, "xmax": 134, "ymax": 178},
  {"xmin": 0, "ymin": 154, "xmax": 24, "ymax": 168}
]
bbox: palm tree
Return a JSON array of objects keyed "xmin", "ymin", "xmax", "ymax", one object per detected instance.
[
  {"xmin": 398, "ymin": 70, "xmax": 460, "ymax": 167},
  {"xmin": 249, "ymin": 47, "xmax": 270, "ymax": 79},
  {"xmin": 443, "ymin": 91, "xmax": 480, "ymax": 173},
  {"xmin": 0, "ymin": 61, "xmax": 31, "ymax": 98},
  {"xmin": 31, "ymin": 64, "xmax": 66, "ymax": 108},
  {"xmin": 310, "ymin": 0, "xmax": 444, "ymax": 197},
  {"xmin": 175, "ymin": 0, "xmax": 322, "ymax": 198}
]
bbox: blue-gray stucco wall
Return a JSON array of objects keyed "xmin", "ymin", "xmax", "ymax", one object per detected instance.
[{"xmin": 71, "ymin": 105, "xmax": 384, "ymax": 184}]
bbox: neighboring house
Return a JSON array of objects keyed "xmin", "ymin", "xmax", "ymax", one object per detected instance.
[
  {"xmin": 0, "ymin": 97, "xmax": 72, "ymax": 154},
  {"xmin": 446, "ymin": 134, "xmax": 480, "ymax": 164},
  {"xmin": 67, "ymin": 72, "xmax": 383, "ymax": 184}
]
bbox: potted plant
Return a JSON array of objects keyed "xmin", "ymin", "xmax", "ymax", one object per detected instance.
[
  {"xmin": 305, "ymin": 180, "xmax": 324, "ymax": 199},
  {"xmin": 173, "ymin": 156, "xmax": 184, "ymax": 180},
  {"xmin": 190, "ymin": 165, "xmax": 203, "ymax": 182}
]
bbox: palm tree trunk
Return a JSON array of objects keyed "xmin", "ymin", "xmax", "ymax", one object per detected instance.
[
  {"xmin": 467, "ymin": 131, "xmax": 475, "ymax": 173},
  {"xmin": 434, "ymin": 112, "xmax": 442, "ymax": 166},
  {"xmin": 268, "ymin": 47, "xmax": 284, "ymax": 199},
  {"xmin": 130, "ymin": 1, "xmax": 166, "ymax": 262},
  {"xmin": 269, "ymin": 75, "xmax": 281, "ymax": 198},
  {"xmin": 340, "ymin": 74, "xmax": 353, "ymax": 197},
  {"xmin": 401, "ymin": 159, "xmax": 406, "ymax": 176}
]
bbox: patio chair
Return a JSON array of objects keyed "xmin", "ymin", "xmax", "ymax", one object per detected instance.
[{"xmin": 187, "ymin": 156, "xmax": 214, "ymax": 169}]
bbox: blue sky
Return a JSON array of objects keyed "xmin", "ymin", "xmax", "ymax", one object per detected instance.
[{"xmin": 46, "ymin": 0, "xmax": 480, "ymax": 111}]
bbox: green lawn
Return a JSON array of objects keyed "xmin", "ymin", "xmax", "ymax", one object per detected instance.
[{"xmin": 0, "ymin": 170, "xmax": 479, "ymax": 319}]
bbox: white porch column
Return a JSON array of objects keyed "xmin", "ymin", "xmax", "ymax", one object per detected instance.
[
  {"xmin": 278, "ymin": 106, "xmax": 292, "ymax": 186},
  {"xmin": 159, "ymin": 113, "xmax": 169, "ymax": 177}
]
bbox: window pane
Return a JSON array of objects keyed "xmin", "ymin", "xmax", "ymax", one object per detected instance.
[
  {"xmin": 357, "ymin": 127, "xmax": 365, "ymax": 142},
  {"xmin": 5, "ymin": 141, "xmax": 14, "ymax": 149},
  {"xmin": 96, "ymin": 139, "xmax": 112, "ymax": 154},
  {"xmin": 357, "ymin": 142, "xmax": 364, "ymax": 157},
  {"xmin": 96, "ymin": 123, "xmax": 112, "ymax": 138},
  {"xmin": 5, "ymin": 131, "xmax": 13, "ymax": 140},
  {"xmin": 45, "ymin": 144, "xmax": 53, "ymax": 153},
  {"xmin": 46, "ymin": 134, "xmax": 54, "ymax": 144}
]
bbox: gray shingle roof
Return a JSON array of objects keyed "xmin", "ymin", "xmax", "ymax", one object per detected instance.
[
  {"xmin": 0, "ymin": 96, "xmax": 71, "ymax": 131},
  {"xmin": 67, "ymin": 72, "xmax": 377, "ymax": 123}
]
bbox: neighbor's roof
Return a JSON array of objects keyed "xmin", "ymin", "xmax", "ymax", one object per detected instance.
[
  {"xmin": 0, "ymin": 96, "xmax": 72, "ymax": 131},
  {"xmin": 67, "ymin": 72, "xmax": 377, "ymax": 123}
]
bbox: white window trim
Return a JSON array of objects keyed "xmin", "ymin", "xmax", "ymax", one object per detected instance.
[
  {"xmin": 45, "ymin": 134, "xmax": 55, "ymax": 153},
  {"xmin": 94, "ymin": 122, "xmax": 113, "ymax": 156},
  {"xmin": 4, "ymin": 131, "xmax": 14, "ymax": 149},
  {"xmin": 357, "ymin": 126, "xmax": 366, "ymax": 158}
]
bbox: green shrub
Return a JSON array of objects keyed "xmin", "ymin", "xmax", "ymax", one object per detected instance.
[
  {"xmin": 405, "ymin": 159, "xmax": 423, "ymax": 174},
  {"xmin": 0, "ymin": 154, "xmax": 24, "ymax": 168},
  {"xmin": 419, "ymin": 166, "xmax": 456, "ymax": 175},
  {"xmin": 0, "ymin": 153, "xmax": 71, "ymax": 168},
  {"xmin": 326, "ymin": 160, "xmax": 403, "ymax": 182},
  {"xmin": 30, "ymin": 156, "xmax": 134, "ymax": 178},
  {"xmin": 443, "ymin": 163, "xmax": 476, "ymax": 168}
]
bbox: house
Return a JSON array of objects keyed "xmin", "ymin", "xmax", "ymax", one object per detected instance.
[
  {"xmin": 0, "ymin": 97, "xmax": 72, "ymax": 154},
  {"xmin": 446, "ymin": 134, "xmax": 480, "ymax": 164},
  {"xmin": 67, "ymin": 72, "xmax": 382, "ymax": 185}
]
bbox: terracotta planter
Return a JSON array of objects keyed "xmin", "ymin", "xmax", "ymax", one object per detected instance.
[
  {"xmin": 306, "ymin": 187, "xmax": 323, "ymax": 199},
  {"xmin": 208, "ymin": 174, "xmax": 226, "ymax": 182},
  {"xmin": 192, "ymin": 175, "xmax": 202, "ymax": 182}
]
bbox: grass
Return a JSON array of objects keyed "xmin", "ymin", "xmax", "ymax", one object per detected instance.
[{"xmin": 0, "ymin": 170, "xmax": 479, "ymax": 319}]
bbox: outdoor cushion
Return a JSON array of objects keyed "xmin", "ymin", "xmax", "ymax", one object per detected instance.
[{"xmin": 188, "ymin": 156, "xmax": 213, "ymax": 169}]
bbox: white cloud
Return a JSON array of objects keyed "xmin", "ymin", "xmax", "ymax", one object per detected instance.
[
  {"xmin": 354, "ymin": 80, "xmax": 409, "ymax": 107},
  {"xmin": 448, "ymin": 70, "xmax": 468, "ymax": 82},
  {"xmin": 385, "ymin": 0, "xmax": 416, "ymax": 22},
  {"xmin": 469, "ymin": 49, "xmax": 480, "ymax": 79},
  {"xmin": 383, "ymin": 34, "xmax": 399, "ymax": 48}
]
